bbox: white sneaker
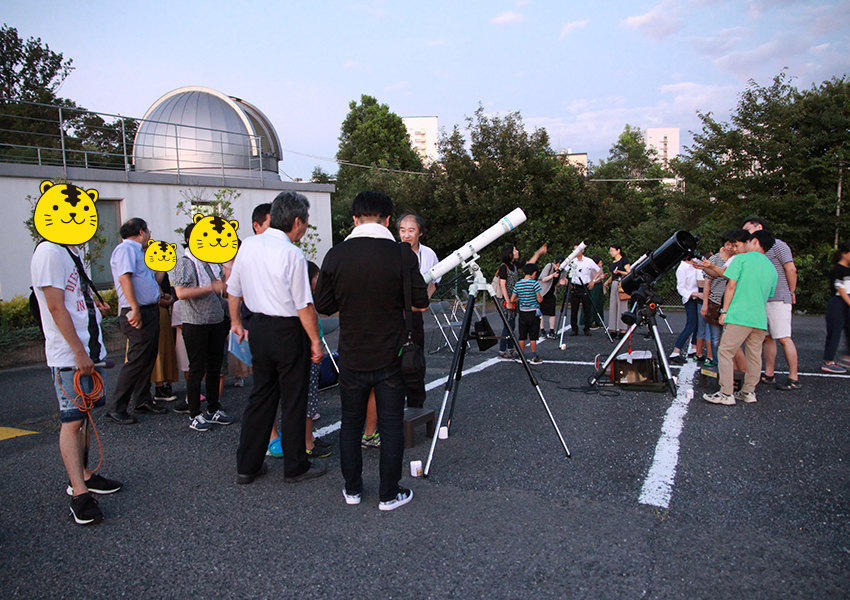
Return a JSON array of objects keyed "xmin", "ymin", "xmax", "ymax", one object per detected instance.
[
  {"xmin": 189, "ymin": 414, "xmax": 212, "ymax": 431},
  {"xmin": 206, "ymin": 409, "xmax": 233, "ymax": 425},
  {"xmin": 234, "ymin": 378, "xmax": 244, "ymax": 388},
  {"xmin": 703, "ymin": 391, "xmax": 735, "ymax": 406},
  {"xmin": 735, "ymin": 390, "xmax": 757, "ymax": 403},
  {"xmin": 378, "ymin": 488, "xmax": 413, "ymax": 511},
  {"xmin": 343, "ymin": 488, "xmax": 361, "ymax": 505}
]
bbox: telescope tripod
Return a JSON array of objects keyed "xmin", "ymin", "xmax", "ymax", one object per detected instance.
[
  {"xmin": 556, "ymin": 273, "xmax": 612, "ymax": 347},
  {"xmin": 588, "ymin": 287, "xmax": 678, "ymax": 396},
  {"xmin": 424, "ymin": 257, "xmax": 571, "ymax": 477}
]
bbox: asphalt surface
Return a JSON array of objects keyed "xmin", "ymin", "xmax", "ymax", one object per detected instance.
[{"xmin": 1, "ymin": 305, "xmax": 848, "ymax": 599}]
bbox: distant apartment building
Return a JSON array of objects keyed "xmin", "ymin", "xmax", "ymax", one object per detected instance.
[
  {"xmin": 554, "ymin": 149, "xmax": 588, "ymax": 172},
  {"xmin": 402, "ymin": 116, "xmax": 439, "ymax": 165},
  {"xmin": 645, "ymin": 128, "xmax": 680, "ymax": 170}
]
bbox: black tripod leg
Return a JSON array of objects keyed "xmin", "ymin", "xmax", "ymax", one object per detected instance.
[
  {"xmin": 493, "ymin": 298, "xmax": 571, "ymax": 457},
  {"xmin": 589, "ymin": 322, "xmax": 640, "ymax": 386},
  {"xmin": 424, "ymin": 293, "xmax": 477, "ymax": 478},
  {"xmin": 580, "ymin": 281, "xmax": 613, "ymax": 343}
]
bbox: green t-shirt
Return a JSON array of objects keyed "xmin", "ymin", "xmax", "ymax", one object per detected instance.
[{"xmin": 724, "ymin": 251, "xmax": 778, "ymax": 330}]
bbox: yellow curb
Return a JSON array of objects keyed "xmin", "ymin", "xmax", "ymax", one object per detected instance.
[{"xmin": 0, "ymin": 427, "xmax": 38, "ymax": 441}]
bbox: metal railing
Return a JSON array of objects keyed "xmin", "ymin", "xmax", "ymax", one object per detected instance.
[{"xmin": 0, "ymin": 97, "xmax": 277, "ymax": 184}]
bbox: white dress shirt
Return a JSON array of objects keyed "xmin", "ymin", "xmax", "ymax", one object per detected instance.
[
  {"xmin": 226, "ymin": 228, "xmax": 313, "ymax": 317},
  {"xmin": 675, "ymin": 261, "xmax": 704, "ymax": 305},
  {"xmin": 569, "ymin": 256, "xmax": 601, "ymax": 285}
]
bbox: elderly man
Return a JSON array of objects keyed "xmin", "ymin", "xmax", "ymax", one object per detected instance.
[
  {"xmin": 315, "ymin": 191, "xmax": 428, "ymax": 511},
  {"xmin": 227, "ymin": 191, "xmax": 325, "ymax": 485},
  {"xmin": 108, "ymin": 218, "xmax": 167, "ymax": 424},
  {"xmin": 396, "ymin": 211, "xmax": 438, "ymax": 408}
]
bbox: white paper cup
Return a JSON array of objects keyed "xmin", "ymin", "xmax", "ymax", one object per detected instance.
[
  {"xmin": 685, "ymin": 388, "xmax": 694, "ymax": 399},
  {"xmin": 410, "ymin": 460, "xmax": 422, "ymax": 477},
  {"xmin": 438, "ymin": 426, "xmax": 449, "ymax": 439}
]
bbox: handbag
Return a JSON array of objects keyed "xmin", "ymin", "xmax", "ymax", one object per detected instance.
[
  {"xmin": 705, "ymin": 300, "xmax": 722, "ymax": 326},
  {"xmin": 491, "ymin": 268, "xmax": 503, "ymax": 299},
  {"xmin": 400, "ymin": 243, "xmax": 426, "ymax": 380}
]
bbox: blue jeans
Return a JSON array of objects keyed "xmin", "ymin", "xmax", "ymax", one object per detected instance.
[
  {"xmin": 709, "ymin": 323, "xmax": 723, "ymax": 364},
  {"xmin": 339, "ymin": 361, "xmax": 406, "ymax": 501},
  {"xmin": 498, "ymin": 307, "xmax": 517, "ymax": 352},
  {"xmin": 675, "ymin": 298, "xmax": 699, "ymax": 351}
]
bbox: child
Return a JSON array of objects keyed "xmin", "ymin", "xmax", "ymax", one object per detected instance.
[{"xmin": 510, "ymin": 263, "xmax": 544, "ymax": 364}]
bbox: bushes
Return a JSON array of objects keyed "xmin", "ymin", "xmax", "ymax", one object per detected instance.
[{"xmin": 0, "ymin": 287, "xmax": 119, "ymax": 331}]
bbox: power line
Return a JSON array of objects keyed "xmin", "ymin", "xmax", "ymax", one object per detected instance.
[{"xmin": 281, "ymin": 148, "xmax": 429, "ymax": 176}]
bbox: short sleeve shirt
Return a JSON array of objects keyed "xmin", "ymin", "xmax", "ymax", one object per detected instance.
[
  {"xmin": 765, "ymin": 239, "xmax": 794, "ymax": 304},
  {"xmin": 31, "ymin": 243, "xmax": 106, "ymax": 368},
  {"xmin": 171, "ymin": 257, "xmax": 226, "ymax": 325},
  {"xmin": 829, "ymin": 264, "xmax": 850, "ymax": 297},
  {"xmin": 110, "ymin": 239, "xmax": 160, "ymax": 308},
  {"xmin": 512, "ymin": 278, "xmax": 542, "ymax": 311},
  {"xmin": 706, "ymin": 253, "xmax": 728, "ymax": 305},
  {"xmin": 724, "ymin": 252, "xmax": 778, "ymax": 330}
]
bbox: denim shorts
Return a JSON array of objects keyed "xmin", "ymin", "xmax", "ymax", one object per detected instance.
[{"xmin": 52, "ymin": 366, "xmax": 106, "ymax": 423}]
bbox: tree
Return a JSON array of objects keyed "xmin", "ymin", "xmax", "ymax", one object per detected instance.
[
  {"xmin": 0, "ymin": 24, "xmax": 73, "ymax": 102},
  {"xmin": 332, "ymin": 95, "xmax": 425, "ymax": 242}
]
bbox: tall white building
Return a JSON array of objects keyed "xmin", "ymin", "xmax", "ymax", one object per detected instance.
[
  {"xmin": 402, "ymin": 116, "xmax": 439, "ymax": 165},
  {"xmin": 645, "ymin": 128, "xmax": 680, "ymax": 170}
]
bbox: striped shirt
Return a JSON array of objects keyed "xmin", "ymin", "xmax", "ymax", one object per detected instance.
[
  {"xmin": 512, "ymin": 278, "xmax": 542, "ymax": 311},
  {"xmin": 765, "ymin": 238, "xmax": 794, "ymax": 304}
]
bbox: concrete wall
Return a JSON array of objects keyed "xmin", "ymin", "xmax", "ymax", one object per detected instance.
[{"xmin": 0, "ymin": 164, "xmax": 334, "ymax": 300}]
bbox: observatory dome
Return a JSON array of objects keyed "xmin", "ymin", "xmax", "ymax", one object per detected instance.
[{"xmin": 133, "ymin": 86, "xmax": 281, "ymax": 180}]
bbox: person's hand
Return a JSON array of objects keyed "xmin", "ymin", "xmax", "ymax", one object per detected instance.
[
  {"xmin": 791, "ymin": 292, "xmax": 796, "ymax": 305},
  {"xmin": 588, "ymin": 281, "xmax": 595, "ymax": 290},
  {"xmin": 95, "ymin": 298, "xmax": 110, "ymax": 315},
  {"xmin": 537, "ymin": 243, "xmax": 548, "ymax": 255},
  {"xmin": 505, "ymin": 300, "xmax": 514, "ymax": 310},
  {"xmin": 159, "ymin": 293, "xmax": 173, "ymax": 307},
  {"xmin": 74, "ymin": 349, "xmax": 95, "ymax": 376},
  {"xmin": 126, "ymin": 306, "xmax": 142, "ymax": 329},
  {"xmin": 211, "ymin": 280, "xmax": 226, "ymax": 294},
  {"xmin": 700, "ymin": 305, "xmax": 708, "ymax": 317},
  {"xmin": 719, "ymin": 313, "xmax": 726, "ymax": 325},
  {"xmin": 311, "ymin": 339, "xmax": 323, "ymax": 364},
  {"xmin": 231, "ymin": 322, "xmax": 247, "ymax": 343},
  {"xmin": 603, "ymin": 281, "xmax": 609, "ymax": 290}
]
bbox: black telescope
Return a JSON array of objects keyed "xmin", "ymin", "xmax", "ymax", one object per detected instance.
[{"xmin": 619, "ymin": 230, "xmax": 698, "ymax": 296}]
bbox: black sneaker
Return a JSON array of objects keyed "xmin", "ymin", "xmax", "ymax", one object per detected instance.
[
  {"xmin": 66, "ymin": 473, "xmax": 123, "ymax": 496},
  {"xmin": 70, "ymin": 492, "xmax": 103, "ymax": 525},
  {"xmin": 172, "ymin": 400, "xmax": 190, "ymax": 414},
  {"xmin": 154, "ymin": 386, "xmax": 177, "ymax": 401},
  {"xmin": 313, "ymin": 437, "xmax": 332, "ymax": 448},
  {"xmin": 307, "ymin": 445, "xmax": 332, "ymax": 459}
]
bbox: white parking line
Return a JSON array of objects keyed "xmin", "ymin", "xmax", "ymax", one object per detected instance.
[{"xmin": 638, "ymin": 361, "xmax": 699, "ymax": 509}]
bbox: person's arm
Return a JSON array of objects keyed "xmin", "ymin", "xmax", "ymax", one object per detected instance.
[
  {"xmin": 510, "ymin": 292, "xmax": 518, "ymax": 304},
  {"xmin": 297, "ymin": 304, "xmax": 323, "ymax": 364},
  {"xmin": 174, "ymin": 280, "xmax": 225, "ymax": 300},
  {"xmin": 229, "ymin": 294, "xmax": 246, "ymax": 342},
  {"xmin": 718, "ymin": 279, "xmax": 736, "ymax": 325},
  {"xmin": 528, "ymin": 244, "xmax": 547, "ymax": 265},
  {"xmin": 42, "ymin": 286, "xmax": 95, "ymax": 375},
  {"xmin": 701, "ymin": 281, "xmax": 710, "ymax": 317},
  {"xmin": 839, "ymin": 285, "xmax": 850, "ymax": 308},
  {"xmin": 784, "ymin": 261, "xmax": 797, "ymax": 304},
  {"xmin": 118, "ymin": 273, "xmax": 142, "ymax": 329}
]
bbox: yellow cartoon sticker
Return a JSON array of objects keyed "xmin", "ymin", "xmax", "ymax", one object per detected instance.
[
  {"xmin": 144, "ymin": 240, "xmax": 178, "ymax": 272},
  {"xmin": 34, "ymin": 180, "xmax": 99, "ymax": 245},
  {"xmin": 188, "ymin": 214, "xmax": 239, "ymax": 264}
]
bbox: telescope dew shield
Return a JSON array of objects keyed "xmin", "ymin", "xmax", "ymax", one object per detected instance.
[
  {"xmin": 619, "ymin": 230, "xmax": 697, "ymax": 296},
  {"xmin": 423, "ymin": 208, "xmax": 527, "ymax": 284}
]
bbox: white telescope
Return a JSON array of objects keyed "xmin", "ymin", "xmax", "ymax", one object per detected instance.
[
  {"xmin": 558, "ymin": 241, "xmax": 587, "ymax": 272},
  {"xmin": 422, "ymin": 208, "xmax": 527, "ymax": 284}
]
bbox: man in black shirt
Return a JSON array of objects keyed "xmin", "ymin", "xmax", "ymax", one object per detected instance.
[{"xmin": 315, "ymin": 191, "xmax": 428, "ymax": 511}]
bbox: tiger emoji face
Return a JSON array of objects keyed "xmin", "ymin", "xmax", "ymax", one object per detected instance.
[
  {"xmin": 188, "ymin": 213, "xmax": 239, "ymax": 263},
  {"xmin": 34, "ymin": 180, "xmax": 99, "ymax": 245},
  {"xmin": 144, "ymin": 240, "xmax": 178, "ymax": 272}
]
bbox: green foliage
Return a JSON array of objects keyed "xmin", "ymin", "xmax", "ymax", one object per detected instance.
[
  {"xmin": 0, "ymin": 24, "xmax": 73, "ymax": 102},
  {"xmin": 294, "ymin": 223, "xmax": 322, "ymax": 261},
  {"xmin": 0, "ymin": 294, "xmax": 36, "ymax": 330},
  {"xmin": 174, "ymin": 188, "xmax": 241, "ymax": 238}
]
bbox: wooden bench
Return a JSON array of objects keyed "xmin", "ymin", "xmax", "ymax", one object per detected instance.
[{"xmin": 403, "ymin": 408, "xmax": 436, "ymax": 449}]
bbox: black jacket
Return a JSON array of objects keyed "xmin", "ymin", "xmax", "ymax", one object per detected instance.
[{"xmin": 315, "ymin": 238, "xmax": 429, "ymax": 371}]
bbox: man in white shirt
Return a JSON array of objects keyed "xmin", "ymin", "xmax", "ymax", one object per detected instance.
[
  {"xmin": 227, "ymin": 192, "xmax": 326, "ymax": 485},
  {"xmin": 396, "ymin": 212, "xmax": 437, "ymax": 408},
  {"xmin": 564, "ymin": 244, "xmax": 601, "ymax": 336}
]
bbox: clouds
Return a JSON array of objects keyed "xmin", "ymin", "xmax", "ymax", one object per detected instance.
[
  {"xmin": 623, "ymin": 1, "xmax": 684, "ymax": 42},
  {"xmin": 490, "ymin": 11, "xmax": 526, "ymax": 26},
  {"xmin": 560, "ymin": 20, "xmax": 589, "ymax": 40}
]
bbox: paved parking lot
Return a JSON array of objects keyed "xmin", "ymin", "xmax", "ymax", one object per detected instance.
[{"xmin": 1, "ymin": 307, "xmax": 848, "ymax": 599}]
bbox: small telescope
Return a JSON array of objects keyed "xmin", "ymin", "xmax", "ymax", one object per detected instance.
[
  {"xmin": 558, "ymin": 242, "xmax": 587, "ymax": 272},
  {"xmin": 423, "ymin": 208, "xmax": 527, "ymax": 285}
]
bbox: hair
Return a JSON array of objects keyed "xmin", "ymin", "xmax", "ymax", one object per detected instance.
[
  {"xmin": 500, "ymin": 243, "xmax": 515, "ymax": 264},
  {"xmin": 307, "ymin": 260, "xmax": 320, "ymax": 282},
  {"xmin": 270, "ymin": 191, "xmax": 309, "ymax": 233},
  {"xmin": 120, "ymin": 217, "xmax": 148, "ymax": 239},
  {"xmin": 748, "ymin": 230, "xmax": 775, "ymax": 252},
  {"xmin": 352, "ymin": 191, "xmax": 393, "ymax": 219},
  {"xmin": 591, "ymin": 255, "xmax": 602, "ymax": 264},
  {"xmin": 742, "ymin": 216, "xmax": 766, "ymax": 229},
  {"xmin": 609, "ymin": 243, "xmax": 622, "ymax": 252},
  {"xmin": 182, "ymin": 222, "xmax": 195, "ymax": 248},
  {"xmin": 396, "ymin": 212, "xmax": 427, "ymax": 237},
  {"xmin": 252, "ymin": 203, "xmax": 271, "ymax": 226},
  {"xmin": 522, "ymin": 262, "xmax": 538, "ymax": 276},
  {"xmin": 832, "ymin": 240, "xmax": 850, "ymax": 264}
]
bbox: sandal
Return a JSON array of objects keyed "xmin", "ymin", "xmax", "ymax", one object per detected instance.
[
  {"xmin": 759, "ymin": 373, "xmax": 776, "ymax": 385},
  {"xmin": 776, "ymin": 378, "xmax": 801, "ymax": 391}
]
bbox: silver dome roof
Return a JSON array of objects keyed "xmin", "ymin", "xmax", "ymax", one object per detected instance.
[{"xmin": 133, "ymin": 86, "xmax": 281, "ymax": 179}]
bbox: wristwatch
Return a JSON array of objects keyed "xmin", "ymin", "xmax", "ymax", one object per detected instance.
[{"xmin": 719, "ymin": 309, "xmax": 727, "ymax": 314}]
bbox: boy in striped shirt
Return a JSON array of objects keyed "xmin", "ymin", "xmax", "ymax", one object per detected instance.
[{"xmin": 510, "ymin": 263, "xmax": 544, "ymax": 364}]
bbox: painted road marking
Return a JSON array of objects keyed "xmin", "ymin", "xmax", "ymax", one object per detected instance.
[
  {"xmin": 638, "ymin": 361, "xmax": 699, "ymax": 509},
  {"xmin": 0, "ymin": 427, "xmax": 38, "ymax": 441}
]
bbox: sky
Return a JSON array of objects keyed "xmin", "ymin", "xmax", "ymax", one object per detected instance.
[{"xmin": 6, "ymin": 0, "xmax": 850, "ymax": 180}]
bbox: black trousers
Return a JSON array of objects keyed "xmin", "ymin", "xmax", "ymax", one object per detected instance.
[
  {"xmin": 110, "ymin": 304, "xmax": 160, "ymax": 413},
  {"xmin": 182, "ymin": 320, "xmax": 228, "ymax": 417},
  {"xmin": 569, "ymin": 285, "xmax": 592, "ymax": 333},
  {"xmin": 236, "ymin": 315, "xmax": 310, "ymax": 478},
  {"xmin": 404, "ymin": 311, "xmax": 427, "ymax": 408}
]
